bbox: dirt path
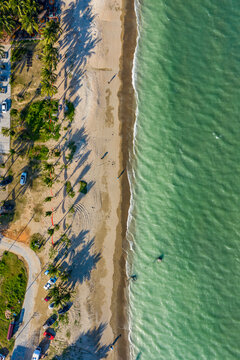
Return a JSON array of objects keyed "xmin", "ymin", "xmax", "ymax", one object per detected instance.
[{"xmin": 0, "ymin": 236, "xmax": 41, "ymax": 360}]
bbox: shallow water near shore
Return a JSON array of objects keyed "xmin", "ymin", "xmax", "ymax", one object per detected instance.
[{"xmin": 129, "ymin": 0, "xmax": 240, "ymax": 359}]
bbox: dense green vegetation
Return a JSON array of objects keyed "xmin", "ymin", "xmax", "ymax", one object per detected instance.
[
  {"xmin": 0, "ymin": 0, "xmax": 39, "ymax": 36},
  {"xmin": 0, "ymin": 252, "xmax": 27, "ymax": 348},
  {"xmin": 28, "ymin": 145, "xmax": 49, "ymax": 160},
  {"xmin": 19, "ymin": 100, "xmax": 60, "ymax": 141},
  {"xmin": 30, "ymin": 233, "xmax": 45, "ymax": 251}
]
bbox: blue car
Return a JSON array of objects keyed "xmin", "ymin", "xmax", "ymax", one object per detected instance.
[{"xmin": 49, "ymin": 276, "xmax": 57, "ymax": 285}]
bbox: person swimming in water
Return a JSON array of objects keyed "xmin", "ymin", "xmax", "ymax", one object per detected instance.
[
  {"xmin": 157, "ymin": 254, "xmax": 164, "ymax": 262},
  {"xmin": 129, "ymin": 274, "xmax": 137, "ymax": 281}
]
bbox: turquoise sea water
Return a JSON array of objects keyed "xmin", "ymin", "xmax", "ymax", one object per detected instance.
[{"xmin": 129, "ymin": 1, "xmax": 240, "ymax": 359}]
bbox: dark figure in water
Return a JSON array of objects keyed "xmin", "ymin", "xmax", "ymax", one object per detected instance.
[
  {"xmin": 130, "ymin": 274, "xmax": 137, "ymax": 281},
  {"xmin": 157, "ymin": 254, "xmax": 164, "ymax": 262}
]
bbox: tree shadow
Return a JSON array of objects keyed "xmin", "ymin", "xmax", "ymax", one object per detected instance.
[
  {"xmin": 52, "ymin": 323, "xmax": 111, "ymax": 359},
  {"xmin": 69, "ymin": 237, "xmax": 101, "ymax": 286},
  {"xmin": 60, "ymin": 0, "xmax": 101, "ymax": 98}
]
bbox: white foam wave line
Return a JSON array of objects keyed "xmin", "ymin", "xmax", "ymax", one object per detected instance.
[{"xmin": 126, "ymin": 1, "xmax": 142, "ymax": 359}]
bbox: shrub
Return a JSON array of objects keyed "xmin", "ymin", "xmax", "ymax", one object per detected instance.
[
  {"xmin": 64, "ymin": 100, "xmax": 75, "ymax": 122},
  {"xmin": 43, "ymin": 176, "xmax": 53, "ymax": 187},
  {"xmin": 65, "ymin": 181, "xmax": 75, "ymax": 198},
  {"xmin": 29, "ymin": 145, "xmax": 49, "ymax": 161},
  {"xmin": 10, "ymin": 108, "xmax": 18, "ymax": 117},
  {"xmin": 45, "ymin": 211, "xmax": 52, "ymax": 217},
  {"xmin": 69, "ymin": 205, "xmax": 75, "ymax": 214},
  {"xmin": 48, "ymin": 228, "xmax": 54, "ymax": 236},
  {"xmin": 79, "ymin": 180, "xmax": 87, "ymax": 194},
  {"xmin": 44, "ymin": 196, "xmax": 52, "ymax": 202},
  {"xmin": 1, "ymin": 127, "xmax": 10, "ymax": 137},
  {"xmin": 30, "ymin": 233, "xmax": 45, "ymax": 251},
  {"xmin": 67, "ymin": 141, "xmax": 77, "ymax": 161},
  {"xmin": 54, "ymin": 150, "xmax": 61, "ymax": 157}
]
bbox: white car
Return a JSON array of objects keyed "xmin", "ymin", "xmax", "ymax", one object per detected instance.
[
  {"xmin": 2, "ymin": 101, "xmax": 7, "ymax": 113},
  {"xmin": 20, "ymin": 172, "xmax": 27, "ymax": 185},
  {"xmin": 44, "ymin": 281, "xmax": 52, "ymax": 290},
  {"xmin": 31, "ymin": 347, "xmax": 41, "ymax": 360}
]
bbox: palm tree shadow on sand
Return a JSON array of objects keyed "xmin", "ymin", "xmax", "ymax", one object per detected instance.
[
  {"xmin": 60, "ymin": 0, "xmax": 101, "ymax": 101},
  {"xmin": 52, "ymin": 323, "xmax": 111, "ymax": 359},
  {"xmin": 68, "ymin": 236, "xmax": 101, "ymax": 287}
]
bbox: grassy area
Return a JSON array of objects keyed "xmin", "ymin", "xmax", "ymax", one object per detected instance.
[
  {"xmin": 0, "ymin": 251, "xmax": 27, "ymax": 349},
  {"xmin": 11, "ymin": 41, "xmax": 43, "ymax": 116}
]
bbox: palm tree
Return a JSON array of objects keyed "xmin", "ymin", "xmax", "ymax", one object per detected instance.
[
  {"xmin": 43, "ymin": 161, "xmax": 55, "ymax": 173},
  {"xmin": 19, "ymin": 13, "xmax": 38, "ymax": 34},
  {"xmin": 43, "ymin": 43, "xmax": 58, "ymax": 58},
  {"xmin": 45, "ymin": 211, "xmax": 53, "ymax": 217},
  {"xmin": 47, "ymin": 263, "xmax": 60, "ymax": 276},
  {"xmin": 43, "ymin": 175, "xmax": 54, "ymax": 187},
  {"xmin": 59, "ymin": 270, "xmax": 70, "ymax": 282},
  {"xmin": 43, "ymin": 20, "xmax": 61, "ymax": 44},
  {"xmin": 41, "ymin": 67, "xmax": 57, "ymax": 83},
  {"xmin": 18, "ymin": 0, "xmax": 39, "ymax": 35},
  {"xmin": 41, "ymin": 80, "xmax": 58, "ymax": 97},
  {"xmin": 42, "ymin": 52, "xmax": 58, "ymax": 70},
  {"xmin": 48, "ymin": 284, "xmax": 61, "ymax": 298},
  {"xmin": 54, "ymin": 290, "xmax": 71, "ymax": 308},
  {"xmin": 0, "ymin": 1, "xmax": 16, "ymax": 35},
  {"xmin": 60, "ymin": 234, "xmax": 71, "ymax": 249}
]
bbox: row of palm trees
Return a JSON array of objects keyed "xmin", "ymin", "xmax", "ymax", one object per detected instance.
[
  {"xmin": 41, "ymin": 21, "xmax": 62, "ymax": 97},
  {"xmin": 46, "ymin": 263, "xmax": 72, "ymax": 308},
  {"xmin": 0, "ymin": 0, "xmax": 39, "ymax": 36}
]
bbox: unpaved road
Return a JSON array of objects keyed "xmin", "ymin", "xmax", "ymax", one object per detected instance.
[{"xmin": 0, "ymin": 236, "xmax": 41, "ymax": 360}]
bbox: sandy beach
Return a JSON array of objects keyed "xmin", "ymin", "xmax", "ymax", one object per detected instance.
[
  {"xmin": 0, "ymin": 0, "xmax": 136, "ymax": 358},
  {"xmin": 46, "ymin": 0, "xmax": 137, "ymax": 358}
]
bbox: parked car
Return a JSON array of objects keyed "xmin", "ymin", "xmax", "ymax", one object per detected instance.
[
  {"xmin": 31, "ymin": 346, "xmax": 41, "ymax": 360},
  {"xmin": 43, "ymin": 331, "xmax": 55, "ymax": 340},
  {"xmin": 43, "ymin": 281, "xmax": 52, "ymax": 290},
  {"xmin": 44, "ymin": 269, "xmax": 50, "ymax": 276},
  {"xmin": 2, "ymin": 202, "xmax": 14, "ymax": 212},
  {"xmin": 20, "ymin": 172, "xmax": 27, "ymax": 185},
  {"xmin": 44, "ymin": 295, "xmax": 52, "ymax": 302},
  {"xmin": 0, "ymin": 63, "xmax": 6, "ymax": 70},
  {"xmin": 1, "ymin": 101, "xmax": 7, "ymax": 113},
  {"xmin": 0, "ymin": 75, "xmax": 8, "ymax": 81},
  {"xmin": 0, "ymin": 176, "xmax": 13, "ymax": 187},
  {"xmin": 43, "ymin": 314, "xmax": 57, "ymax": 329},
  {"xmin": 3, "ymin": 203, "xmax": 14, "ymax": 211},
  {"xmin": 49, "ymin": 276, "xmax": 57, "ymax": 285},
  {"xmin": 58, "ymin": 303, "xmax": 71, "ymax": 315},
  {"xmin": 0, "ymin": 353, "xmax": 6, "ymax": 360},
  {"xmin": 48, "ymin": 302, "xmax": 55, "ymax": 310}
]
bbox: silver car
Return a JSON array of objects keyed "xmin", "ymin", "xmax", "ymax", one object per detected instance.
[{"xmin": 20, "ymin": 172, "xmax": 27, "ymax": 185}]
